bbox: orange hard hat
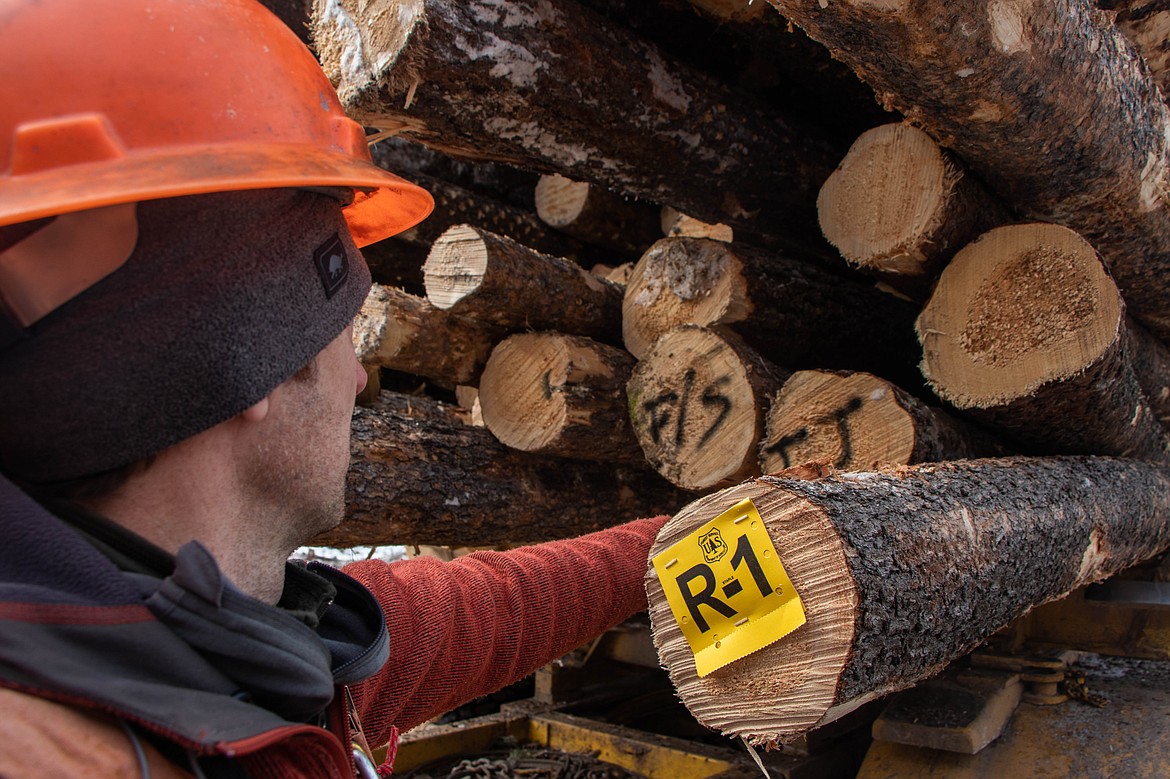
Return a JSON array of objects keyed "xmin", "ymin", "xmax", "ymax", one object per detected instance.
[{"xmin": 0, "ymin": 0, "xmax": 433, "ymax": 248}]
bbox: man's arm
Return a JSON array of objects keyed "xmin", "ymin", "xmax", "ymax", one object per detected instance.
[{"xmin": 343, "ymin": 516, "xmax": 667, "ymax": 742}]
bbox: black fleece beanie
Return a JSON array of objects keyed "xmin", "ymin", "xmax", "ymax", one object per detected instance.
[{"xmin": 0, "ymin": 188, "xmax": 372, "ymax": 483}]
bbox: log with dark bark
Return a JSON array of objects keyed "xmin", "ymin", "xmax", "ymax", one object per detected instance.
[
  {"xmin": 627, "ymin": 325, "xmax": 789, "ymax": 491},
  {"xmin": 319, "ymin": 391, "xmax": 689, "ymax": 547},
  {"xmin": 760, "ymin": 369, "xmax": 1007, "ymax": 474},
  {"xmin": 577, "ymin": 0, "xmax": 896, "ymax": 147},
  {"xmin": 424, "ymin": 224, "xmax": 625, "ymax": 343},
  {"xmin": 478, "ymin": 332, "xmax": 642, "ymax": 463},
  {"xmin": 646, "ymin": 456, "xmax": 1170, "ymax": 745},
  {"xmin": 622, "ymin": 237, "xmax": 922, "ymax": 388},
  {"xmin": 817, "ymin": 123, "xmax": 1008, "ymax": 300},
  {"xmin": 918, "ymin": 223, "xmax": 1170, "ymax": 461},
  {"xmin": 354, "ymin": 284, "xmax": 502, "ymax": 387},
  {"xmin": 311, "ymin": 0, "xmax": 840, "ymax": 249},
  {"xmin": 397, "ymin": 172, "xmax": 608, "ymax": 265},
  {"xmin": 534, "ymin": 174, "xmax": 663, "ymax": 257},
  {"xmin": 767, "ymin": 0, "xmax": 1170, "ymax": 340}
]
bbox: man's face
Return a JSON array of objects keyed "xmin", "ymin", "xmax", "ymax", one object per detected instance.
[{"xmin": 245, "ymin": 325, "xmax": 366, "ymax": 547}]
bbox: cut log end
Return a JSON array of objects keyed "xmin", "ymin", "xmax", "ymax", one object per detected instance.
[
  {"xmin": 817, "ymin": 123, "xmax": 948, "ymax": 274},
  {"xmin": 622, "ymin": 238, "xmax": 749, "ymax": 359},
  {"xmin": 917, "ymin": 223, "xmax": 1122, "ymax": 408},
  {"xmin": 628, "ymin": 326, "xmax": 779, "ymax": 491},
  {"xmin": 646, "ymin": 480, "xmax": 857, "ymax": 746},
  {"xmin": 534, "ymin": 173, "xmax": 591, "ymax": 228},
  {"xmin": 761, "ymin": 370, "xmax": 916, "ymax": 474},
  {"xmin": 423, "ymin": 224, "xmax": 490, "ymax": 309}
]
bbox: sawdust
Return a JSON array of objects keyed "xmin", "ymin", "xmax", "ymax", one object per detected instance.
[{"xmin": 960, "ymin": 246, "xmax": 1097, "ymax": 367}]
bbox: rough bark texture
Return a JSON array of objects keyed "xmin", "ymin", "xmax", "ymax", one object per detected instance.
[
  {"xmin": 1126, "ymin": 315, "xmax": 1170, "ymax": 425},
  {"xmin": 622, "ymin": 237, "xmax": 922, "ymax": 389},
  {"xmin": 320, "ymin": 391, "xmax": 689, "ymax": 547},
  {"xmin": 627, "ymin": 325, "xmax": 789, "ymax": 491},
  {"xmin": 817, "ymin": 123, "xmax": 1008, "ymax": 300},
  {"xmin": 1106, "ymin": 1, "xmax": 1170, "ymax": 100},
  {"xmin": 647, "ymin": 456, "xmax": 1170, "ymax": 745},
  {"xmin": 760, "ymin": 369, "xmax": 1007, "ymax": 474},
  {"xmin": 478, "ymin": 332, "xmax": 642, "ymax": 462},
  {"xmin": 579, "ymin": 0, "xmax": 897, "ymax": 147},
  {"xmin": 767, "ymin": 0, "xmax": 1170, "ymax": 341},
  {"xmin": 534, "ymin": 174, "xmax": 663, "ymax": 257},
  {"xmin": 311, "ymin": 0, "xmax": 840, "ymax": 249},
  {"xmin": 918, "ymin": 223, "xmax": 1170, "ymax": 461},
  {"xmin": 424, "ymin": 225, "xmax": 625, "ymax": 344},
  {"xmin": 354, "ymin": 284, "xmax": 502, "ymax": 387}
]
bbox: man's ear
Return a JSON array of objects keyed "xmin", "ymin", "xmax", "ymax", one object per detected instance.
[{"xmin": 239, "ymin": 396, "xmax": 270, "ymax": 423}]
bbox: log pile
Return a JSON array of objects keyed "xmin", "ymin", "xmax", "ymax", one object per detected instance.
[{"xmin": 297, "ymin": 0, "xmax": 1170, "ymax": 752}]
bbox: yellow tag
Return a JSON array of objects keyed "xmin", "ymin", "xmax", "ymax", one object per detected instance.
[{"xmin": 652, "ymin": 498, "xmax": 805, "ymax": 677}]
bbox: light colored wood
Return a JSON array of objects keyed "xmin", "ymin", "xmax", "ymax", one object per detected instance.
[
  {"xmin": 627, "ymin": 325, "xmax": 788, "ymax": 491},
  {"xmin": 423, "ymin": 224, "xmax": 624, "ymax": 343},
  {"xmin": 660, "ymin": 206, "xmax": 733, "ymax": 243},
  {"xmin": 647, "ymin": 456, "xmax": 1170, "ymax": 746},
  {"xmin": 760, "ymin": 369, "xmax": 1006, "ymax": 474},
  {"xmin": 917, "ymin": 223, "xmax": 1170, "ymax": 460},
  {"xmin": 478, "ymin": 332, "xmax": 641, "ymax": 462},
  {"xmin": 354, "ymin": 284, "xmax": 500, "ymax": 387},
  {"xmin": 817, "ymin": 123, "xmax": 1007, "ymax": 299}
]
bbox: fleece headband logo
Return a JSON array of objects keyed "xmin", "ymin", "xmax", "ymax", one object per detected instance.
[{"xmin": 313, "ymin": 234, "xmax": 349, "ymax": 299}]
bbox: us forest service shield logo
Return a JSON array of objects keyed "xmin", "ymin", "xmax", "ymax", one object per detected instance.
[
  {"xmin": 698, "ymin": 528, "xmax": 728, "ymax": 564},
  {"xmin": 313, "ymin": 233, "xmax": 349, "ymax": 299}
]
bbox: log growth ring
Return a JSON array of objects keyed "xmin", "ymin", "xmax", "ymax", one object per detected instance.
[{"xmin": 646, "ymin": 479, "xmax": 857, "ymax": 746}]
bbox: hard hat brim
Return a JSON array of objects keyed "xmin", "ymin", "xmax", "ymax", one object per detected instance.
[{"xmin": 0, "ymin": 142, "xmax": 434, "ymax": 248}]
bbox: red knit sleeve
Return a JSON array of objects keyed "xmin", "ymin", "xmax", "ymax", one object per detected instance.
[{"xmin": 343, "ymin": 516, "xmax": 668, "ymax": 743}]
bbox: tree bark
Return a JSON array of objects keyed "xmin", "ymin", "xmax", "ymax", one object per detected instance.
[
  {"xmin": 646, "ymin": 456, "xmax": 1170, "ymax": 746},
  {"xmin": 397, "ymin": 172, "xmax": 609, "ymax": 266},
  {"xmin": 917, "ymin": 222, "xmax": 1170, "ymax": 461},
  {"xmin": 817, "ymin": 123, "xmax": 1008, "ymax": 300},
  {"xmin": 424, "ymin": 224, "xmax": 625, "ymax": 344},
  {"xmin": 320, "ymin": 391, "xmax": 689, "ymax": 547},
  {"xmin": 478, "ymin": 332, "xmax": 642, "ymax": 463},
  {"xmin": 766, "ymin": 0, "xmax": 1170, "ymax": 341},
  {"xmin": 627, "ymin": 325, "xmax": 789, "ymax": 491},
  {"xmin": 354, "ymin": 284, "xmax": 502, "ymax": 387},
  {"xmin": 534, "ymin": 174, "xmax": 663, "ymax": 258},
  {"xmin": 760, "ymin": 369, "xmax": 1008, "ymax": 474},
  {"xmin": 622, "ymin": 237, "xmax": 922, "ymax": 389},
  {"xmin": 311, "ymin": 0, "xmax": 840, "ymax": 249},
  {"xmin": 1105, "ymin": 1, "xmax": 1170, "ymax": 100}
]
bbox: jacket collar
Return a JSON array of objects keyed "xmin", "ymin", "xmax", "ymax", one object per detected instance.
[{"xmin": 0, "ymin": 474, "xmax": 388, "ymax": 749}]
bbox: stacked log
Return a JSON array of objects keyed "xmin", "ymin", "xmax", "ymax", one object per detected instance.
[
  {"xmin": 423, "ymin": 224, "xmax": 625, "ymax": 344},
  {"xmin": 817, "ymin": 123, "xmax": 1008, "ymax": 300},
  {"xmin": 320, "ymin": 391, "xmax": 689, "ymax": 547},
  {"xmin": 354, "ymin": 284, "xmax": 502, "ymax": 387},
  {"xmin": 646, "ymin": 457, "xmax": 1170, "ymax": 745},
  {"xmin": 760, "ymin": 370, "xmax": 1007, "ymax": 474},
  {"xmin": 477, "ymin": 332, "xmax": 642, "ymax": 463},
  {"xmin": 534, "ymin": 174, "xmax": 662, "ymax": 257},
  {"xmin": 917, "ymin": 222, "xmax": 1170, "ymax": 461},
  {"xmin": 627, "ymin": 326, "xmax": 788, "ymax": 491},
  {"xmin": 621, "ymin": 237, "xmax": 923, "ymax": 388}
]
